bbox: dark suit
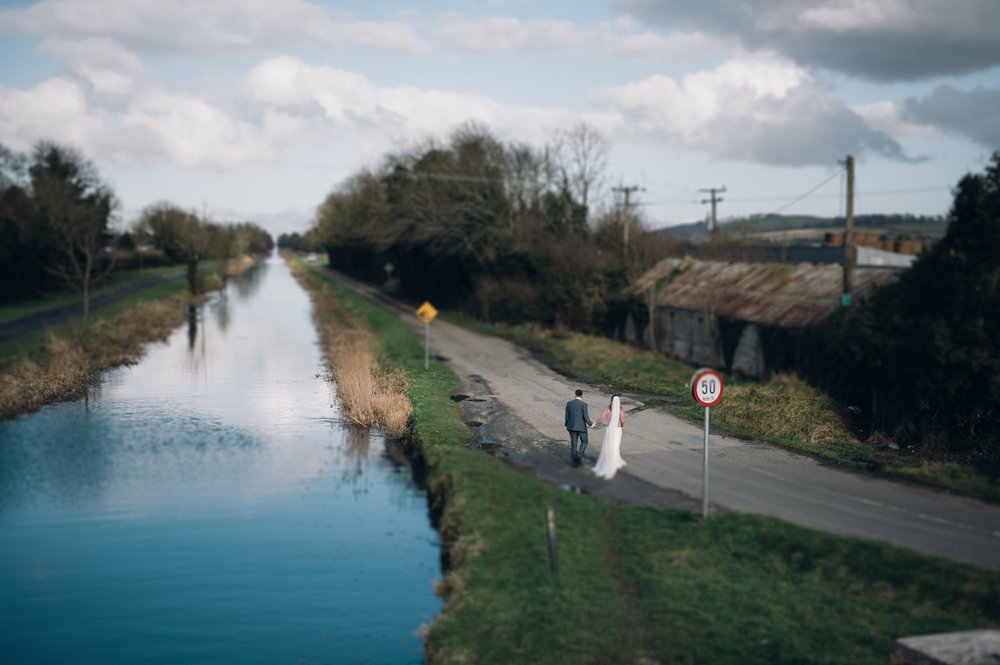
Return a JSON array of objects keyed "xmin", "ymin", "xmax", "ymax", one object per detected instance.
[{"xmin": 564, "ymin": 397, "xmax": 593, "ymax": 464}]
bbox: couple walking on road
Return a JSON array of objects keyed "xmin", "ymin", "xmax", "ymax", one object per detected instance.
[{"xmin": 564, "ymin": 389, "xmax": 626, "ymax": 479}]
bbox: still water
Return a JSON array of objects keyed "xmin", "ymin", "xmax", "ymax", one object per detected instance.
[{"xmin": 0, "ymin": 255, "xmax": 441, "ymax": 664}]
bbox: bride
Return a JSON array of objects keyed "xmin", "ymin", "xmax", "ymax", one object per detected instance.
[{"xmin": 592, "ymin": 394, "xmax": 626, "ymax": 479}]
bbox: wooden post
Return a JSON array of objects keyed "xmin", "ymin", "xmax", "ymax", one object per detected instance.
[{"xmin": 545, "ymin": 506, "xmax": 559, "ymax": 573}]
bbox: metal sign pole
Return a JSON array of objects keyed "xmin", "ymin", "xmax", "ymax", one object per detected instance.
[
  {"xmin": 415, "ymin": 301, "xmax": 438, "ymax": 371},
  {"xmin": 702, "ymin": 406, "xmax": 710, "ymax": 519},
  {"xmin": 691, "ymin": 368, "xmax": 723, "ymax": 520}
]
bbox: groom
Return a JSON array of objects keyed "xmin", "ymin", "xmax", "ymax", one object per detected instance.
[{"xmin": 564, "ymin": 389, "xmax": 593, "ymax": 466}]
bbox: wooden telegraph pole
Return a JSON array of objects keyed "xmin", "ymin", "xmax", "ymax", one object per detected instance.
[
  {"xmin": 613, "ymin": 184, "xmax": 643, "ymax": 256},
  {"xmin": 842, "ymin": 155, "xmax": 855, "ymax": 306},
  {"xmin": 699, "ymin": 186, "xmax": 726, "ymax": 240}
]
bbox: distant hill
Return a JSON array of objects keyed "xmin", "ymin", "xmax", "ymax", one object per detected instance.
[{"xmin": 651, "ymin": 213, "xmax": 947, "ymax": 243}]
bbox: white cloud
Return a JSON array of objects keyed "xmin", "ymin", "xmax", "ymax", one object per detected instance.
[
  {"xmin": 40, "ymin": 37, "xmax": 142, "ymax": 98},
  {"xmin": 435, "ymin": 13, "xmax": 718, "ymax": 57},
  {"xmin": 1, "ymin": 54, "xmax": 607, "ymax": 174},
  {"xmin": 121, "ymin": 85, "xmax": 276, "ymax": 168},
  {"xmin": 40, "ymin": 36, "xmax": 143, "ymax": 73},
  {"xmin": 243, "ymin": 56, "xmax": 596, "ymax": 147},
  {"xmin": 0, "ymin": 75, "xmax": 279, "ymax": 169},
  {"xmin": 594, "ymin": 53, "xmax": 908, "ymax": 165},
  {"xmin": 0, "ymin": 78, "xmax": 95, "ymax": 151},
  {"xmin": 0, "ymin": 0, "xmax": 428, "ymax": 54}
]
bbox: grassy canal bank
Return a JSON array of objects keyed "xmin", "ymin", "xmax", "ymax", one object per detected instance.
[
  {"xmin": 299, "ymin": 260, "xmax": 1000, "ymax": 665},
  {"xmin": 0, "ymin": 259, "xmax": 247, "ymax": 420}
]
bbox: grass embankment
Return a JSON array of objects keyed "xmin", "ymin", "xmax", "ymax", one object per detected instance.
[
  {"xmin": 451, "ymin": 319, "xmax": 997, "ymax": 503},
  {"xmin": 285, "ymin": 253, "xmax": 411, "ymax": 437},
  {"xmin": 0, "ymin": 260, "xmax": 238, "ymax": 420},
  {"xmin": 299, "ymin": 262, "xmax": 1000, "ymax": 665}
]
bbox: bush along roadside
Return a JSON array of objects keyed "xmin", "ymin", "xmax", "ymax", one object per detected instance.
[
  {"xmin": 300, "ymin": 261, "xmax": 1000, "ymax": 665},
  {"xmin": 0, "ymin": 257, "xmax": 254, "ymax": 421}
]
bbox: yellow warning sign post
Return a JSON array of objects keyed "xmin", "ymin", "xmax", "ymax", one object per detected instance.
[
  {"xmin": 415, "ymin": 301, "xmax": 438, "ymax": 369},
  {"xmin": 415, "ymin": 301, "xmax": 438, "ymax": 324}
]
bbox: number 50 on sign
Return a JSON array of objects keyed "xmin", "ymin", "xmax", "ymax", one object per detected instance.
[{"xmin": 691, "ymin": 368, "xmax": 724, "ymax": 407}]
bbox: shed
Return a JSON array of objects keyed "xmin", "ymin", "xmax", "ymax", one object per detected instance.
[{"xmin": 625, "ymin": 257, "xmax": 902, "ymax": 376}]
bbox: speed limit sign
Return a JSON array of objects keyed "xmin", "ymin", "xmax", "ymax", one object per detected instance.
[
  {"xmin": 691, "ymin": 368, "xmax": 724, "ymax": 407},
  {"xmin": 691, "ymin": 368, "xmax": 724, "ymax": 519}
]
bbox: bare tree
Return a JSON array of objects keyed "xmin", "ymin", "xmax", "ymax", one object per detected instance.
[
  {"xmin": 30, "ymin": 143, "xmax": 116, "ymax": 320},
  {"xmin": 552, "ymin": 122, "xmax": 610, "ymax": 221}
]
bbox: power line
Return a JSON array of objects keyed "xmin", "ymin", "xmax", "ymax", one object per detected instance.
[
  {"xmin": 768, "ymin": 169, "xmax": 842, "ymax": 215},
  {"xmin": 636, "ymin": 185, "xmax": 949, "ymax": 207}
]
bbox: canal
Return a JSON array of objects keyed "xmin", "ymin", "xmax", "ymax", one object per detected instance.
[{"xmin": 0, "ymin": 255, "xmax": 441, "ymax": 663}]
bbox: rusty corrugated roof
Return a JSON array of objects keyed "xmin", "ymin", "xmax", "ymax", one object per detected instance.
[{"xmin": 628, "ymin": 257, "xmax": 901, "ymax": 327}]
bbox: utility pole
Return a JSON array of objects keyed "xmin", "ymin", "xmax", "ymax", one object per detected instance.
[
  {"xmin": 612, "ymin": 184, "xmax": 643, "ymax": 255},
  {"xmin": 698, "ymin": 186, "xmax": 725, "ymax": 369},
  {"xmin": 841, "ymin": 155, "xmax": 855, "ymax": 306},
  {"xmin": 699, "ymin": 186, "xmax": 726, "ymax": 239}
]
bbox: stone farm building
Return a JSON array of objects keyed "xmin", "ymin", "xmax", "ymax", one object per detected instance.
[{"xmin": 623, "ymin": 257, "xmax": 903, "ymax": 377}]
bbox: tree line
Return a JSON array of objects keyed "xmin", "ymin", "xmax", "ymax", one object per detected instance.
[
  {"xmin": 308, "ymin": 122, "xmax": 997, "ymax": 463},
  {"xmin": 1, "ymin": 141, "xmax": 273, "ymax": 310},
  {"xmin": 307, "ymin": 122, "xmax": 676, "ymax": 332}
]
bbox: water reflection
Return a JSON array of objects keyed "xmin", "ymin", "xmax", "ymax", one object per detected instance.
[
  {"xmin": 0, "ymin": 254, "xmax": 440, "ymax": 665},
  {"xmin": 187, "ymin": 302, "xmax": 198, "ymax": 350},
  {"xmin": 183, "ymin": 301, "xmax": 208, "ymax": 377},
  {"xmin": 211, "ymin": 290, "xmax": 230, "ymax": 333},
  {"xmin": 230, "ymin": 256, "xmax": 268, "ymax": 300}
]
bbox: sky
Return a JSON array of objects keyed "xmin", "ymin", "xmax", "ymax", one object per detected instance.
[{"xmin": 1, "ymin": 0, "xmax": 998, "ymax": 237}]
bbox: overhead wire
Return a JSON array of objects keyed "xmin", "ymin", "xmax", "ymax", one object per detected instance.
[{"xmin": 347, "ymin": 165, "xmax": 950, "ymax": 213}]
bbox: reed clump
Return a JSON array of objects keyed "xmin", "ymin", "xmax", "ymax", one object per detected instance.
[
  {"xmin": 285, "ymin": 254, "xmax": 412, "ymax": 438},
  {"xmin": 326, "ymin": 327, "xmax": 412, "ymax": 438}
]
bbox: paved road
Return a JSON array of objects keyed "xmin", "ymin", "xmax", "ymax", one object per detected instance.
[{"xmin": 332, "ymin": 270, "xmax": 1000, "ymax": 570}]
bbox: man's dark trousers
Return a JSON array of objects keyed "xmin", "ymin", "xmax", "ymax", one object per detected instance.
[{"xmin": 564, "ymin": 397, "xmax": 592, "ymax": 464}]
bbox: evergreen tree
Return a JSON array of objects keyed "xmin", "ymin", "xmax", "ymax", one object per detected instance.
[{"xmin": 822, "ymin": 153, "xmax": 1000, "ymax": 460}]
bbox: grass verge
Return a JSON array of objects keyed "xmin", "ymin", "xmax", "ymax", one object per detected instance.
[
  {"xmin": 301, "ymin": 265, "xmax": 1000, "ymax": 665},
  {"xmin": 448, "ymin": 319, "xmax": 998, "ymax": 504}
]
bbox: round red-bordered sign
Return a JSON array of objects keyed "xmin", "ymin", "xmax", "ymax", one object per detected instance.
[{"xmin": 691, "ymin": 368, "xmax": 724, "ymax": 407}]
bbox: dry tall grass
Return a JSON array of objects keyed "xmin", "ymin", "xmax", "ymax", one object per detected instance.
[
  {"xmin": 285, "ymin": 254, "xmax": 412, "ymax": 438},
  {"xmin": 326, "ymin": 327, "xmax": 412, "ymax": 438},
  {"xmin": 0, "ymin": 296, "xmax": 190, "ymax": 420},
  {"xmin": 720, "ymin": 372, "xmax": 853, "ymax": 444},
  {"xmin": 225, "ymin": 255, "xmax": 256, "ymax": 277}
]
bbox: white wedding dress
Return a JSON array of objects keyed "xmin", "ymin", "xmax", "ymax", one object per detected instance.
[{"xmin": 593, "ymin": 396, "xmax": 626, "ymax": 479}]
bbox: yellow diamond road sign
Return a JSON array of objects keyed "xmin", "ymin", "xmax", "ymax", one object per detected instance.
[{"xmin": 416, "ymin": 301, "xmax": 438, "ymax": 324}]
